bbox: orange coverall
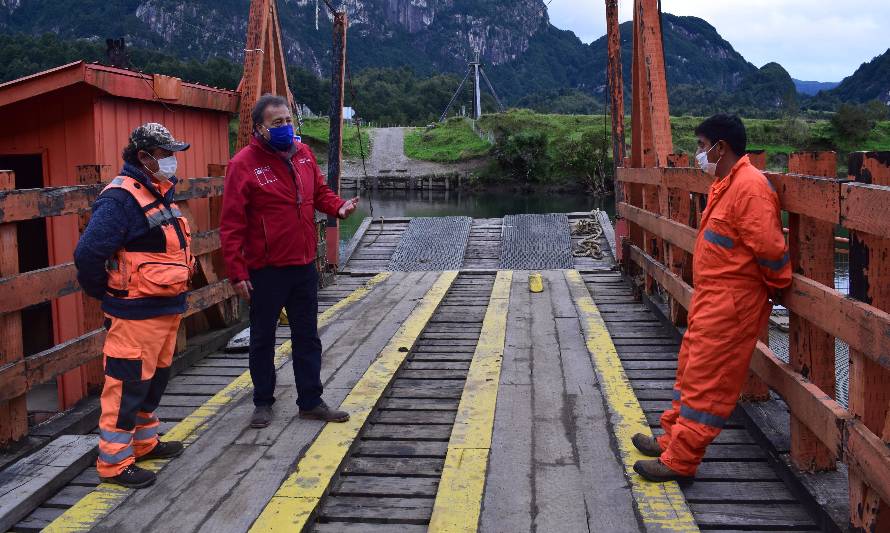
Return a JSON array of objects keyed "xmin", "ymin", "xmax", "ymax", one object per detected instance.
[{"xmin": 657, "ymin": 155, "xmax": 792, "ymax": 476}]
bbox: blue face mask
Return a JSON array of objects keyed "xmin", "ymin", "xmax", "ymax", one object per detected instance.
[{"xmin": 264, "ymin": 123, "xmax": 295, "ymax": 151}]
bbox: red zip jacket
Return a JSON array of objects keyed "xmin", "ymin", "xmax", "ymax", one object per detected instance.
[{"xmin": 220, "ymin": 136, "xmax": 345, "ymax": 282}]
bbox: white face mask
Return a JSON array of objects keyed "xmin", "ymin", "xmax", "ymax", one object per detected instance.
[
  {"xmin": 150, "ymin": 155, "xmax": 178, "ymax": 180},
  {"xmin": 695, "ymin": 143, "xmax": 719, "ymax": 176}
]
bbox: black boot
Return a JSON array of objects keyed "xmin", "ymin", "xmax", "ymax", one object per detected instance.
[
  {"xmin": 101, "ymin": 464, "xmax": 156, "ymax": 489},
  {"xmin": 137, "ymin": 440, "xmax": 184, "ymax": 461}
]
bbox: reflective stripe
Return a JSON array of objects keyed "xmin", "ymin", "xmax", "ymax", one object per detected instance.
[
  {"xmin": 134, "ymin": 426, "xmax": 158, "ymax": 441},
  {"xmin": 672, "ymin": 389, "xmax": 681, "ymax": 401},
  {"xmin": 757, "ymin": 252, "xmax": 790, "ymax": 272},
  {"xmin": 99, "ymin": 446, "xmax": 134, "ymax": 464},
  {"xmin": 146, "ymin": 210, "xmax": 174, "ymax": 228},
  {"xmin": 99, "ymin": 429, "xmax": 133, "ymax": 445},
  {"xmin": 110, "ymin": 177, "xmax": 125, "ymax": 186},
  {"xmin": 703, "ymin": 229, "xmax": 734, "ymax": 249},
  {"xmin": 680, "ymin": 404, "xmax": 726, "ymax": 429}
]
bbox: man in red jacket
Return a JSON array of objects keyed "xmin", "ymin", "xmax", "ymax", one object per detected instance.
[{"xmin": 221, "ymin": 94, "xmax": 359, "ymax": 428}]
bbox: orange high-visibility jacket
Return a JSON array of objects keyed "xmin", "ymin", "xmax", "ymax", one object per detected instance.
[{"xmin": 103, "ymin": 176, "xmax": 195, "ymax": 302}]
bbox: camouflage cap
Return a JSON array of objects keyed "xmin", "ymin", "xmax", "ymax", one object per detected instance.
[{"xmin": 129, "ymin": 122, "xmax": 190, "ymax": 152}]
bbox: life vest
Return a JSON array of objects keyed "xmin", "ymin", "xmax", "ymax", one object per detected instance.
[{"xmin": 103, "ymin": 175, "xmax": 194, "ymax": 300}]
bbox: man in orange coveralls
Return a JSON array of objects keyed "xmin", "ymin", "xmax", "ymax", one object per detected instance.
[{"xmin": 631, "ymin": 114, "xmax": 792, "ymax": 482}]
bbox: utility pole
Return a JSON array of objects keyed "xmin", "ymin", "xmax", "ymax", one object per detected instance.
[
  {"xmin": 472, "ymin": 51, "xmax": 482, "ymax": 120},
  {"xmin": 326, "ymin": 10, "xmax": 347, "ymax": 267}
]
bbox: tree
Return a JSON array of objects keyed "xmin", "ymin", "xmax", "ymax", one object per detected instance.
[{"xmin": 831, "ymin": 103, "xmax": 876, "ymax": 141}]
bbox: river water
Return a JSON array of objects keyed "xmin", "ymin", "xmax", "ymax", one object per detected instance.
[{"xmin": 337, "ymin": 187, "xmax": 615, "ymax": 245}]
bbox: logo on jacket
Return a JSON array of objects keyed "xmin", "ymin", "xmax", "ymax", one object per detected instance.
[{"xmin": 254, "ymin": 166, "xmax": 278, "ymax": 186}]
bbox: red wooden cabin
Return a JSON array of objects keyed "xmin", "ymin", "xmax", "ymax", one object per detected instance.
[{"xmin": 0, "ymin": 61, "xmax": 237, "ymax": 419}]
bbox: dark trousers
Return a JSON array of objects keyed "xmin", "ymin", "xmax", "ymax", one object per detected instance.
[{"xmin": 248, "ymin": 264, "xmax": 323, "ymax": 410}]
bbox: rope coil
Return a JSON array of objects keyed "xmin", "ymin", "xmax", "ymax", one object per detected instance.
[{"xmin": 572, "ymin": 210, "xmax": 605, "ymax": 260}]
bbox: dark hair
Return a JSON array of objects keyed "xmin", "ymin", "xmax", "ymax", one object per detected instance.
[
  {"xmin": 122, "ymin": 142, "xmax": 141, "ymax": 166},
  {"xmin": 251, "ymin": 94, "xmax": 290, "ymax": 127},
  {"xmin": 694, "ymin": 114, "xmax": 746, "ymax": 156}
]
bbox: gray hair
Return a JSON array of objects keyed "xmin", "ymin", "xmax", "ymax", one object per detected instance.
[{"xmin": 251, "ymin": 94, "xmax": 290, "ymax": 127}]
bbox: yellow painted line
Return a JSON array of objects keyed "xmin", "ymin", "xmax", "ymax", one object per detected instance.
[
  {"xmin": 249, "ymin": 271, "xmax": 458, "ymax": 532},
  {"xmin": 564, "ymin": 270, "xmax": 699, "ymax": 532},
  {"xmin": 428, "ymin": 270, "xmax": 512, "ymax": 533},
  {"xmin": 44, "ymin": 273, "xmax": 391, "ymax": 533}
]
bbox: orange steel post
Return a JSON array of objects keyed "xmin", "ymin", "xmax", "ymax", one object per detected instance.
[
  {"xmin": 0, "ymin": 170, "xmax": 27, "ymax": 445},
  {"xmin": 326, "ymin": 11, "xmax": 347, "ymax": 268},
  {"xmin": 605, "ymin": 0, "xmax": 626, "ymax": 197},
  {"xmin": 786, "ymin": 151, "xmax": 838, "ymax": 471},
  {"xmin": 848, "ymin": 152, "xmax": 890, "ymax": 531},
  {"xmin": 630, "ymin": 0, "xmax": 672, "ymax": 294}
]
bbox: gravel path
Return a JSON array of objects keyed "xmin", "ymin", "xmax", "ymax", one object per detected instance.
[{"xmin": 341, "ymin": 127, "xmax": 485, "ymax": 178}]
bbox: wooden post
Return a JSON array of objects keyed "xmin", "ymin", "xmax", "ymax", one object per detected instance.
[
  {"xmin": 0, "ymin": 170, "xmax": 27, "ymax": 445},
  {"xmin": 848, "ymin": 151, "xmax": 890, "ymax": 531},
  {"xmin": 326, "ymin": 10, "xmax": 347, "ymax": 268},
  {"xmin": 665, "ymin": 154, "xmax": 691, "ymax": 326},
  {"xmin": 207, "ymin": 164, "xmax": 238, "ymax": 324},
  {"xmin": 76, "ymin": 165, "xmax": 113, "ymax": 392},
  {"xmin": 739, "ymin": 151, "xmax": 773, "ymax": 401},
  {"xmin": 786, "ymin": 151, "xmax": 838, "ymax": 471}
]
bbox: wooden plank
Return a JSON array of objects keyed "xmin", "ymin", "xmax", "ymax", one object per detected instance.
[
  {"xmin": 689, "ymin": 502, "xmax": 816, "ymax": 529},
  {"xmin": 314, "ymin": 524, "xmax": 427, "ymax": 533},
  {"xmin": 0, "ymin": 177, "xmax": 222, "ymax": 224},
  {"xmin": 343, "ymin": 457, "xmax": 443, "ymax": 477},
  {"xmin": 694, "ymin": 461, "xmax": 779, "ymax": 481},
  {"xmin": 319, "ymin": 495, "xmax": 433, "ymax": 523},
  {"xmin": 364, "ymin": 424, "xmax": 452, "ymax": 441},
  {"xmin": 333, "ymin": 476, "xmax": 440, "ymax": 497},
  {"xmin": 354, "ymin": 440, "xmax": 448, "ymax": 458},
  {"xmin": 764, "ymin": 172, "xmax": 840, "ymax": 224},
  {"xmin": 13, "ymin": 506, "xmax": 65, "ymax": 532},
  {"xmin": 841, "ymin": 182, "xmax": 890, "ymax": 234},
  {"xmin": 683, "ymin": 481, "xmax": 796, "ymax": 503},
  {"xmin": 44, "ymin": 485, "xmax": 95, "ymax": 508},
  {"xmin": 374, "ymin": 411, "xmax": 456, "ymax": 425},
  {"xmin": 0, "ymin": 435, "xmax": 98, "ymax": 531}
]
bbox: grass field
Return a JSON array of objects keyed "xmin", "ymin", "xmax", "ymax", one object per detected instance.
[
  {"xmin": 403, "ymin": 118, "xmax": 493, "ymax": 162},
  {"xmin": 300, "ymin": 118, "xmax": 371, "ymax": 160}
]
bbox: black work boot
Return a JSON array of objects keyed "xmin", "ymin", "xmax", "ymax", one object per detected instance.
[
  {"xmin": 299, "ymin": 401, "xmax": 349, "ymax": 423},
  {"xmin": 101, "ymin": 464, "xmax": 157, "ymax": 489},
  {"xmin": 631, "ymin": 433, "xmax": 663, "ymax": 457},
  {"xmin": 633, "ymin": 459, "xmax": 695, "ymax": 484},
  {"xmin": 137, "ymin": 440, "xmax": 184, "ymax": 461},
  {"xmin": 251, "ymin": 405, "xmax": 273, "ymax": 428}
]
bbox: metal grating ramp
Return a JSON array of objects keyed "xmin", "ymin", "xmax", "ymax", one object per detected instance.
[
  {"xmin": 387, "ymin": 216, "xmax": 472, "ymax": 271},
  {"xmin": 499, "ymin": 214, "xmax": 573, "ymax": 269}
]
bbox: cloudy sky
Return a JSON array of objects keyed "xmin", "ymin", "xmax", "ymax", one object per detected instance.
[{"xmin": 546, "ymin": 0, "xmax": 890, "ymax": 82}]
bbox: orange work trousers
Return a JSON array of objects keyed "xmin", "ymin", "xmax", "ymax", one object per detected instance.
[
  {"xmin": 657, "ymin": 285, "xmax": 772, "ymax": 476},
  {"xmin": 97, "ymin": 314, "xmax": 181, "ymax": 478}
]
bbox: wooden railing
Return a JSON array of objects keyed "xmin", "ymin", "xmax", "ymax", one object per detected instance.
[
  {"xmin": 617, "ymin": 151, "xmax": 890, "ymax": 531},
  {"xmin": 0, "ymin": 166, "xmax": 237, "ymax": 446}
]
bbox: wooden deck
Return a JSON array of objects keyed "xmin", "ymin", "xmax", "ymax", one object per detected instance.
[{"xmin": 2, "ymin": 214, "xmax": 827, "ymax": 533}]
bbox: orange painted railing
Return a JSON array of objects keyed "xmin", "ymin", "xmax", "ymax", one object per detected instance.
[
  {"xmin": 617, "ymin": 151, "xmax": 890, "ymax": 531},
  {"xmin": 0, "ymin": 167, "xmax": 238, "ymax": 446}
]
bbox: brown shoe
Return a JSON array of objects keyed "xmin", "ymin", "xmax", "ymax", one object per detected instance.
[
  {"xmin": 631, "ymin": 433, "xmax": 663, "ymax": 457},
  {"xmin": 633, "ymin": 459, "xmax": 694, "ymax": 484},
  {"xmin": 299, "ymin": 401, "xmax": 349, "ymax": 423},
  {"xmin": 250, "ymin": 405, "xmax": 273, "ymax": 428}
]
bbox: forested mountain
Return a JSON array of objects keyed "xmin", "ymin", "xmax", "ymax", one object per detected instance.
[{"xmin": 0, "ymin": 0, "xmax": 885, "ymax": 119}]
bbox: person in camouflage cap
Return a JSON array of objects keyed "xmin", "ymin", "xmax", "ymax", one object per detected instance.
[{"xmin": 74, "ymin": 122, "xmax": 194, "ymax": 489}]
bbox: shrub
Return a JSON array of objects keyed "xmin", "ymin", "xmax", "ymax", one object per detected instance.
[
  {"xmin": 832, "ymin": 104, "xmax": 876, "ymax": 141},
  {"xmin": 495, "ymin": 131, "xmax": 549, "ymax": 182}
]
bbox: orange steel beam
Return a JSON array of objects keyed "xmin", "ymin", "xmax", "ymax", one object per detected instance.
[
  {"xmin": 237, "ymin": 0, "xmax": 295, "ymax": 151},
  {"xmin": 605, "ymin": 0, "xmax": 625, "ymax": 190}
]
